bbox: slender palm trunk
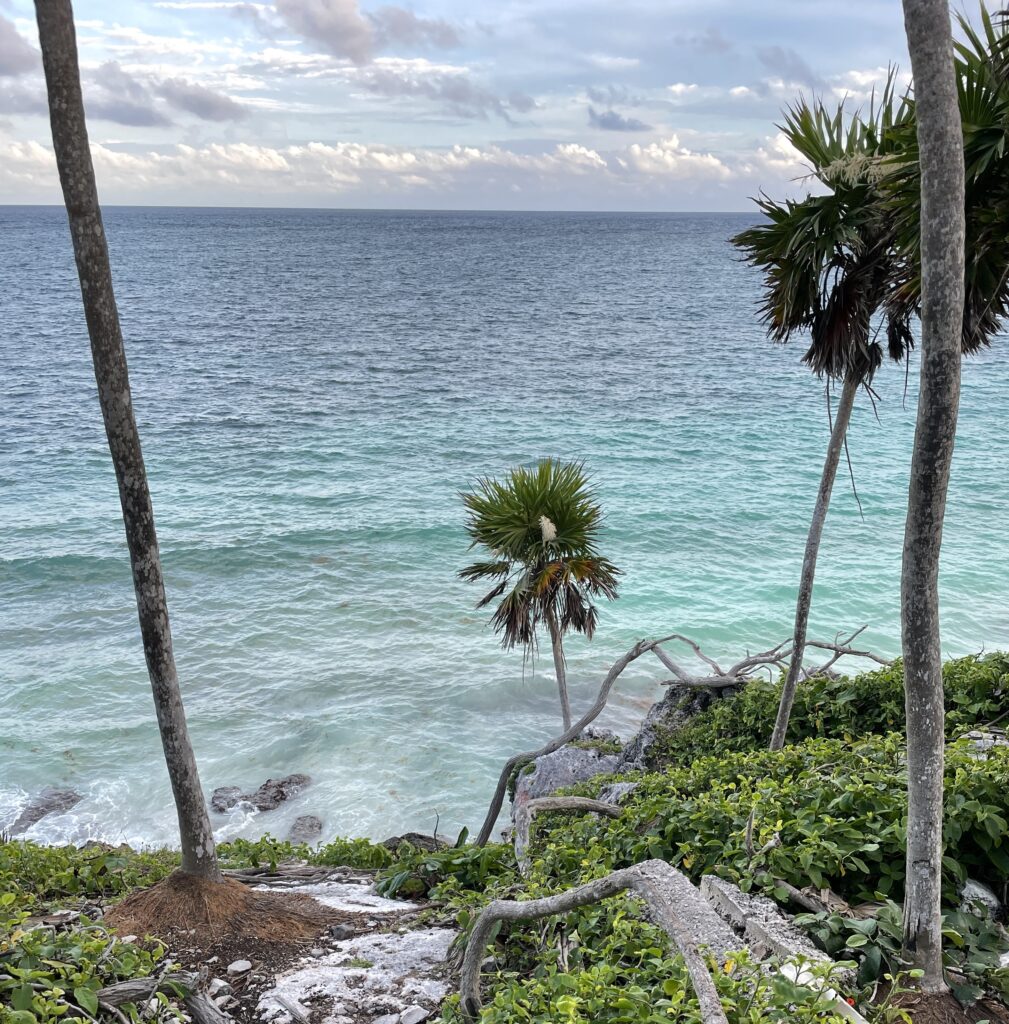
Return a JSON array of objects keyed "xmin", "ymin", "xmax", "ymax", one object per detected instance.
[
  {"xmin": 769, "ymin": 371, "xmax": 859, "ymax": 751},
  {"xmin": 546, "ymin": 611, "xmax": 572, "ymax": 732},
  {"xmin": 899, "ymin": 0, "xmax": 965, "ymax": 992},
  {"xmin": 35, "ymin": 0, "xmax": 222, "ymax": 881}
]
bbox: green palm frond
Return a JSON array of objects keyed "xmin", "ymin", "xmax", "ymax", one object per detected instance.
[{"xmin": 459, "ymin": 459, "xmax": 621, "ymax": 651}]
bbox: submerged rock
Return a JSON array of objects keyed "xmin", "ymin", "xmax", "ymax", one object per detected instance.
[
  {"xmin": 7, "ymin": 787, "xmax": 82, "ymax": 836},
  {"xmin": 287, "ymin": 814, "xmax": 323, "ymax": 844},
  {"xmin": 210, "ymin": 774, "xmax": 311, "ymax": 814}
]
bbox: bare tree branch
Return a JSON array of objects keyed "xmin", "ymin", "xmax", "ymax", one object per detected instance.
[
  {"xmin": 474, "ymin": 635, "xmax": 679, "ymax": 847},
  {"xmin": 459, "ymin": 859, "xmax": 731, "ymax": 1024},
  {"xmin": 513, "ymin": 796, "xmax": 622, "ymax": 875}
]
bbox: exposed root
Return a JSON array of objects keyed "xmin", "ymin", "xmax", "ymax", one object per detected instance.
[
  {"xmin": 889, "ymin": 990, "xmax": 1009, "ymax": 1024},
  {"xmin": 105, "ymin": 871, "xmax": 334, "ymax": 946}
]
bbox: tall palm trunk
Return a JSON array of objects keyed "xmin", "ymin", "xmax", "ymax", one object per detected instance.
[
  {"xmin": 899, "ymin": 0, "xmax": 965, "ymax": 992},
  {"xmin": 35, "ymin": 0, "xmax": 222, "ymax": 882},
  {"xmin": 769, "ymin": 371, "xmax": 859, "ymax": 751},
  {"xmin": 546, "ymin": 610, "xmax": 572, "ymax": 732}
]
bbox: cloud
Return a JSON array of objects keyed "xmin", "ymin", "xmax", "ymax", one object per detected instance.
[
  {"xmin": 587, "ymin": 54, "xmax": 640, "ymax": 70},
  {"xmin": 347, "ymin": 59, "xmax": 525, "ymax": 120},
  {"xmin": 678, "ymin": 26, "xmax": 732, "ymax": 54},
  {"xmin": 756, "ymin": 45, "xmax": 823, "ymax": 89},
  {"xmin": 1, "ymin": 132, "xmax": 788, "ymax": 205},
  {"xmin": 0, "ymin": 80, "xmax": 46, "ymax": 114},
  {"xmin": 273, "ymin": 0, "xmax": 460, "ymax": 64},
  {"xmin": 622, "ymin": 135, "xmax": 731, "ymax": 179},
  {"xmin": 588, "ymin": 106, "xmax": 652, "ymax": 132},
  {"xmin": 370, "ymin": 7, "xmax": 460, "ymax": 49},
  {"xmin": 667, "ymin": 82, "xmax": 699, "ymax": 97},
  {"xmin": 156, "ymin": 77, "xmax": 248, "ymax": 120},
  {"xmin": 0, "ymin": 13, "xmax": 38, "ymax": 76},
  {"xmin": 273, "ymin": 0, "xmax": 372, "ymax": 63},
  {"xmin": 87, "ymin": 61, "xmax": 174, "ymax": 127}
]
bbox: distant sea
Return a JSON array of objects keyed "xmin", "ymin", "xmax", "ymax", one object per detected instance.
[{"xmin": 1, "ymin": 206, "xmax": 1007, "ymax": 848}]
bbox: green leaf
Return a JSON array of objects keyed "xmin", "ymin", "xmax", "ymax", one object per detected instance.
[{"xmin": 74, "ymin": 986, "xmax": 99, "ymax": 1016}]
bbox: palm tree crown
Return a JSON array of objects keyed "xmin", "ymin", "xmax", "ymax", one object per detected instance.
[{"xmin": 459, "ymin": 459, "xmax": 620, "ymax": 652}]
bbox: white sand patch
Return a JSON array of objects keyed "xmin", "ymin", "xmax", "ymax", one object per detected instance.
[
  {"xmin": 258, "ymin": 927, "xmax": 455, "ymax": 1023},
  {"xmin": 254, "ymin": 880, "xmax": 420, "ymax": 915}
]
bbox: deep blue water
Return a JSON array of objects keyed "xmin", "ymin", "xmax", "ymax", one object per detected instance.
[{"xmin": 1, "ymin": 206, "xmax": 1006, "ymax": 846}]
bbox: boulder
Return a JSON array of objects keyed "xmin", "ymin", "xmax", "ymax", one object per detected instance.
[
  {"xmin": 381, "ymin": 833, "xmax": 448, "ymax": 854},
  {"xmin": 287, "ymin": 815, "xmax": 323, "ymax": 844},
  {"xmin": 210, "ymin": 786, "xmax": 244, "ymax": 813},
  {"xmin": 7, "ymin": 787, "xmax": 82, "ymax": 836},
  {"xmin": 597, "ymin": 781, "xmax": 639, "ymax": 805},
  {"xmin": 959, "ymin": 878, "xmax": 1005, "ymax": 921},
  {"xmin": 617, "ymin": 683, "xmax": 736, "ymax": 771},
  {"xmin": 248, "ymin": 774, "xmax": 311, "ymax": 811},
  {"xmin": 513, "ymin": 744, "xmax": 620, "ymax": 805},
  {"xmin": 210, "ymin": 775, "xmax": 311, "ymax": 814}
]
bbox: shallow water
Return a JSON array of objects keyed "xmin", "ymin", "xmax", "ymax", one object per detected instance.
[{"xmin": 1, "ymin": 206, "xmax": 1007, "ymax": 847}]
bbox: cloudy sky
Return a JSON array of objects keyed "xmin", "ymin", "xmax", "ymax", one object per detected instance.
[{"xmin": 1, "ymin": 0, "xmax": 911, "ymax": 209}]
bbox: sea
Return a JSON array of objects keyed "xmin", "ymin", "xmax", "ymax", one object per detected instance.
[{"xmin": 1, "ymin": 206, "xmax": 1007, "ymax": 849}]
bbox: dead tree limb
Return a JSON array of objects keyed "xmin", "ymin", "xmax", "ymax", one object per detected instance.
[
  {"xmin": 474, "ymin": 635, "xmax": 679, "ymax": 847},
  {"xmin": 459, "ymin": 859, "xmax": 730, "ymax": 1024},
  {"xmin": 224, "ymin": 865, "xmax": 374, "ymax": 887},
  {"xmin": 97, "ymin": 972, "xmax": 234, "ymax": 1024},
  {"xmin": 652, "ymin": 630, "xmax": 892, "ymax": 691},
  {"xmin": 513, "ymin": 796, "xmax": 622, "ymax": 875}
]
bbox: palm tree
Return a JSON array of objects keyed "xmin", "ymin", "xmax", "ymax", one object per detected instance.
[
  {"xmin": 460, "ymin": 460, "xmax": 621, "ymax": 731},
  {"xmin": 733, "ymin": 87, "xmax": 915, "ymax": 751},
  {"xmin": 897, "ymin": 0, "xmax": 965, "ymax": 995},
  {"xmin": 34, "ymin": 0, "xmax": 221, "ymax": 883}
]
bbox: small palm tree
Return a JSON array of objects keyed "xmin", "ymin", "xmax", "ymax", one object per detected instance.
[
  {"xmin": 733, "ymin": 83, "xmax": 915, "ymax": 750},
  {"xmin": 460, "ymin": 460, "xmax": 621, "ymax": 731}
]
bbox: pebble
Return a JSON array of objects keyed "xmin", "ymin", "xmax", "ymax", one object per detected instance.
[
  {"xmin": 373, "ymin": 1016, "xmax": 400, "ymax": 1024},
  {"xmin": 227, "ymin": 959, "xmax": 252, "ymax": 976},
  {"xmin": 400, "ymin": 1008, "xmax": 431, "ymax": 1024},
  {"xmin": 328, "ymin": 923, "xmax": 355, "ymax": 941},
  {"xmin": 208, "ymin": 979, "xmax": 231, "ymax": 998},
  {"xmin": 309, "ymin": 947, "xmax": 325, "ymax": 958}
]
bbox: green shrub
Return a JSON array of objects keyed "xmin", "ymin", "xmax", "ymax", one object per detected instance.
[
  {"xmin": 0, "ymin": 894, "xmax": 170, "ymax": 1024},
  {"xmin": 647, "ymin": 652, "xmax": 1009, "ymax": 770},
  {"xmin": 536, "ymin": 735, "xmax": 1009, "ymax": 904},
  {"xmin": 0, "ymin": 842, "xmax": 177, "ymax": 913}
]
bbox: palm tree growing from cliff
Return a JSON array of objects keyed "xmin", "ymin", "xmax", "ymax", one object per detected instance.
[
  {"xmin": 896, "ymin": 0, "xmax": 965, "ymax": 996},
  {"xmin": 733, "ymin": 85, "xmax": 915, "ymax": 751},
  {"xmin": 460, "ymin": 460, "xmax": 621, "ymax": 731},
  {"xmin": 34, "ymin": 0, "xmax": 222, "ymax": 887}
]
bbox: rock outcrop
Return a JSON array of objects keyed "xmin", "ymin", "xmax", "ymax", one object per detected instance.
[
  {"xmin": 6, "ymin": 787, "xmax": 82, "ymax": 836},
  {"xmin": 210, "ymin": 774, "xmax": 311, "ymax": 814}
]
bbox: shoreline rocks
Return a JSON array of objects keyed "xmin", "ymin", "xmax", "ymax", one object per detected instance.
[
  {"xmin": 6, "ymin": 787, "xmax": 82, "ymax": 836},
  {"xmin": 211, "ymin": 774, "xmax": 311, "ymax": 814}
]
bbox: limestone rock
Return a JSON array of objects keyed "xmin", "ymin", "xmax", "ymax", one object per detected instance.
[
  {"xmin": 959, "ymin": 878, "xmax": 1005, "ymax": 921},
  {"xmin": 513, "ymin": 745, "xmax": 620, "ymax": 804}
]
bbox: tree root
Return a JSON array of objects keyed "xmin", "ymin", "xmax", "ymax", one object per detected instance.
[
  {"xmin": 224, "ymin": 865, "xmax": 375, "ymax": 887},
  {"xmin": 459, "ymin": 859, "xmax": 730, "ymax": 1023},
  {"xmin": 98, "ymin": 970, "xmax": 233, "ymax": 1024}
]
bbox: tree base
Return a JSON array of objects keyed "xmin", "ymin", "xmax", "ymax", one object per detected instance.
[
  {"xmin": 105, "ymin": 871, "xmax": 333, "ymax": 945},
  {"xmin": 889, "ymin": 991, "xmax": 1009, "ymax": 1024}
]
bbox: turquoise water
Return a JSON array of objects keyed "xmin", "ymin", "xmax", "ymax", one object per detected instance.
[{"xmin": 1, "ymin": 206, "xmax": 1006, "ymax": 847}]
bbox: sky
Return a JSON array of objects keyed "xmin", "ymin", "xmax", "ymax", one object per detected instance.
[{"xmin": 0, "ymin": 0, "xmax": 912, "ymax": 210}]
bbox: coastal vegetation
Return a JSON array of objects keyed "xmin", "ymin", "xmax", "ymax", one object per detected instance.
[{"xmin": 9, "ymin": 1, "xmax": 1009, "ymax": 1023}]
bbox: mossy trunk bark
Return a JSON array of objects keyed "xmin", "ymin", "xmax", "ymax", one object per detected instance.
[
  {"xmin": 34, "ymin": 0, "xmax": 222, "ymax": 881},
  {"xmin": 899, "ymin": 0, "xmax": 965, "ymax": 992}
]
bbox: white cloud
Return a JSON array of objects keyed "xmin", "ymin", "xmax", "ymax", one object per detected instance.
[
  {"xmin": 667, "ymin": 82, "xmax": 699, "ymax": 96},
  {"xmin": 587, "ymin": 54, "xmax": 640, "ymax": 70},
  {"xmin": 623, "ymin": 135, "xmax": 731, "ymax": 180}
]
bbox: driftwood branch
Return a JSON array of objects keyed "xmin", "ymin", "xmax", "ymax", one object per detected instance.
[
  {"xmin": 459, "ymin": 859, "xmax": 730, "ymax": 1024},
  {"xmin": 652, "ymin": 629, "xmax": 891, "ymax": 691},
  {"xmin": 474, "ymin": 635, "xmax": 680, "ymax": 847},
  {"xmin": 97, "ymin": 972, "xmax": 234, "ymax": 1024},
  {"xmin": 224, "ymin": 865, "xmax": 374, "ymax": 887},
  {"xmin": 513, "ymin": 796, "xmax": 622, "ymax": 875}
]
